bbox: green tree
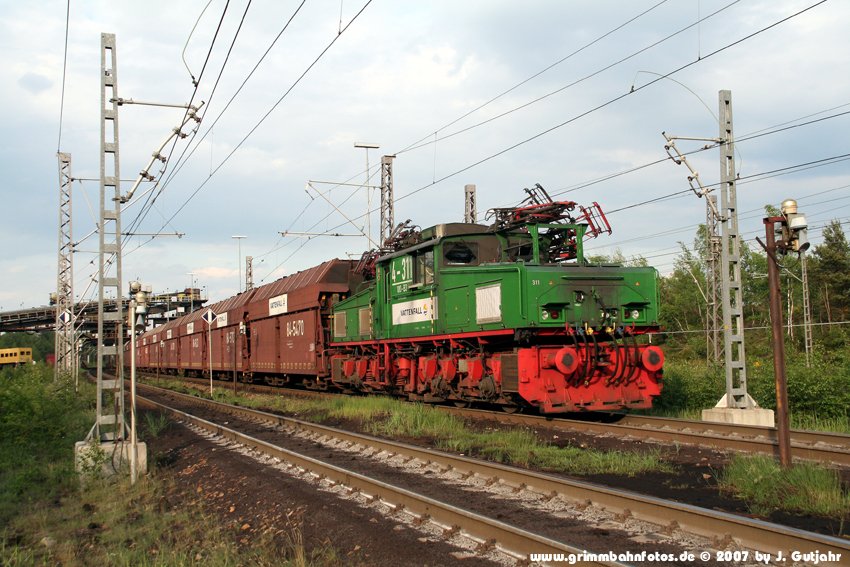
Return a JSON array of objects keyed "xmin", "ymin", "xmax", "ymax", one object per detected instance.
[
  {"xmin": 659, "ymin": 239, "xmax": 709, "ymax": 357},
  {"xmin": 810, "ymin": 220, "xmax": 850, "ymax": 323}
]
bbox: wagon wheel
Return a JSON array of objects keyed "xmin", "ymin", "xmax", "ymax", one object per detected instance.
[
  {"xmin": 452, "ymin": 400, "xmax": 470, "ymax": 409},
  {"xmin": 500, "ymin": 403, "xmax": 521, "ymax": 414}
]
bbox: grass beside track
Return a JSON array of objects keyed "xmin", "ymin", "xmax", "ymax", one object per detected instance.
[
  {"xmin": 154, "ymin": 378, "xmax": 671, "ymax": 476},
  {"xmin": 0, "ymin": 365, "xmax": 323, "ymax": 567},
  {"xmin": 719, "ymin": 454, "xmax": 850, "ymax": 520}
]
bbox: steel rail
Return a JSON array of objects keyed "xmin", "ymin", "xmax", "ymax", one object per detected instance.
[
  {"xmin": 137, "ymin": 392, "xmax": 623, "ymax": 567},
  {"xmin": 138, "ymin": 383, "xmax": 850, "ymax": 559},
  {"xmin": 437, "ymin": 408, "xmax": 850, "ymax": 466},
  {"xmin": 618, "ymin": 414, "xmax": 850, "ymax": 449}
]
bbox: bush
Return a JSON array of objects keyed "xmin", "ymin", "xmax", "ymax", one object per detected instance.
[
  {"xmin": 0, "ymin": 365, "xmax": 92, "ymax": 525},
  {"xmin": 652, "ymin": 360, "xmax": 725, "ymax": 414},
  {"xmin": 747, "ymin": 347, "xmax": 850, "ymax": 419},
  {"xmin": 654, "ymin": 348, "xmax": 850, "ymax": 422}
]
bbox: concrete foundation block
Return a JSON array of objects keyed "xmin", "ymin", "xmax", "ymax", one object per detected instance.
[
  {"xmin": 701, "ymin": 407, "xmax": 775, "ymax": 427},
  {"xmin": 75, "ymin": 440, "xmax": 148, "ymax": 478}
]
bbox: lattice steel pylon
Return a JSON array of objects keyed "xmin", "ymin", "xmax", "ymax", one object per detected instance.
[
  {"xmin": 55, "ymin": 152, "xmax": 77, "ymax": 383},
  {"xmin": 706, "ymin": 195, "xmax": 722, "ymax": 363},
  {"xmin": 380, "ymin": 155, "xmax": 395, "ymax": 245},
  {"xmin": 245, "ymin": 256, "xmax": 254, "ymax": 291},
  {"xmin": 90, "ymin": 32, "xmax": 126, "ymax": 442},
  {"xmin": 717, "ymin": 90, "xmax": 752, "ymax": 409},
  {"xmin": 464, "ymin": 184, "xmax": 477, "ymax": 223}
]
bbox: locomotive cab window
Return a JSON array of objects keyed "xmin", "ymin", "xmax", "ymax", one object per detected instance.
[
  {"xmin": 415, "ymin": 249, "xmax": 434, "ymax": 286},
  {"xmin": 440, "ymin": 236, "xmax": 499, "ymax": 268},
  {"xmin": 443, "ymin": 241, "xmax": 478, "ymax": 265}
]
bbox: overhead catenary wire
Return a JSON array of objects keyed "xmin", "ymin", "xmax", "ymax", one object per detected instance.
[
  {"xmin": 304, "ymin": 0, "xmax": 829, "ymax": 244},
  {"xmin": 396, "ymin": 0, "xmax": 742, "ymax": 156},
  {"xmin": 158, "ymin": 0, "xmax": 374, "ymax": 229},
  {"xmin": 155, "ymin": 0, "xmax": 308, "ymax": 197},
  {"xmin": 395, "ymin": 0, "xmax": 673, "ymax": 155},
  {"xmin": 121, "ymin": 0, "xmax": 235, "ymax": 246},
  {"xmin": 548, "ymin": 106, "xmax": 850, "ymax": 199},
  {"xmin": 124, "ymin": 0, "xmax": 254, "ymax": 242},
  {"xmin": 603, "ymin": 151, "xmax": 850, "ymax": 215},
  {"xmin": 126, "ymin": 1, "xmax": 374, "ymax": 260},
  {"xmin": 125, "ymin": 0, "xmax": 311, "ymax": 252},
  {"xmin": 182, "ymin": 0, "xmax": 215, "ymax": 85},
  {"xmin": 585, "ymin": 184, "xmax": 850, "ymax": 253}
]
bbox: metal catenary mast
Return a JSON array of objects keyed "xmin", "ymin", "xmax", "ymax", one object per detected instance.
[
  {"xmin": 92, "ymin": 32, "xmax": 126, "ymax": 443},
  {"xmin": 464, "ymin": 184, "xmax": 477, "ymax": 223},
  {"xmin": 55, "ymin": 152, "xmax": 77, "ymax": 384},
  {"xmin": 717, "ymin": 90, "xmax": 752, "ymax": 411},
  {"xmin": 664, "ymin": 91, "xmax": 771, "ymax": 425},
  {"xmin": 380, "ymin": 155, "xmax": 395, "ymax": 245}
]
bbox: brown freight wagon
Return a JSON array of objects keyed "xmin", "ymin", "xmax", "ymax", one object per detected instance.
[{"xmin": 132, "ymin": 259, "xmax": 359, "ymax": 385}]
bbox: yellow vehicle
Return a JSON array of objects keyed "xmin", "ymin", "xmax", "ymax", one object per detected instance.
[{"xmin": 0, "ymin": 347, "xmax": 33, "ymax": 367}]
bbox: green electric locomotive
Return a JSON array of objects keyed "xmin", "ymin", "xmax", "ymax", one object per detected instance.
[{"xmin": 329, "ymin": 185, "xmax": 664, "ymax": 413}]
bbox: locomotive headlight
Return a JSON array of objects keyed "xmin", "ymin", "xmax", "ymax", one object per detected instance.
[
  {"xmin": 541, "ymin": 309, "xmax": 550, "ymax": 321},
  {"xmin": 630, "ymin": 309, "xmax": 640, "ymax": 320}
]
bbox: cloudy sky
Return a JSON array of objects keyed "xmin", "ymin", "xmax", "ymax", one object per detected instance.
[{"xmin": 1, "ymin": 0, "xmax": 848, "ymax": 312}]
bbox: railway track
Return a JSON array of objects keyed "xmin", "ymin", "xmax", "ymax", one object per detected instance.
[
  {"xmin": 441, "ymin": 408, "xmax": 850, "ymax": 467},
  {"xmin": 137, "ymin": 382, "xmax": 850, "ymax": 563},
  {"xmin": 143, "ymin": 373, "xmax": 850, "ymax": 466},
  {"xmin": 137, "ymin": 384, "xmax": 623, "ymax": 566}
]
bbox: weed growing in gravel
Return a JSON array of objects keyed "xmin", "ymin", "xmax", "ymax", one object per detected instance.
[
  {"xmin": 143, "ymin": 411, "xmax": 171, "ymax": 437},
  {"xmin": 368, "ymin": 402, "xmax": 461, "ymax": 438},
  {"xmin": 719, "ymin": 454, "xmax": 850, "ymax": 519}
]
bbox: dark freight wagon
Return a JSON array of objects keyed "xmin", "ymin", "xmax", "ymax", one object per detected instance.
[{"xmin": 133, "ymin": 260, "xmax": 358, "ymax": 385}]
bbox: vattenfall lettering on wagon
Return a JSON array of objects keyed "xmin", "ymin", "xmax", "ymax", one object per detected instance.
[
  {"xmin": 268, "ymin": 294, "xmax": 288, "ymax": 316},
  {"xmin": 400, "ymin": 307, "xmax": 426, "ymax": 316}
]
